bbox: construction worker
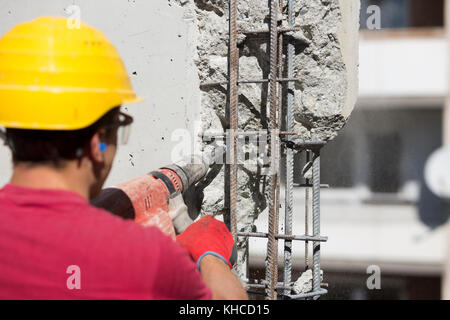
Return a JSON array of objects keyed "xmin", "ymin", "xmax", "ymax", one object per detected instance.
[{"xmin": 0, "ymin": 16, "xmax": 247, "ymax": 300}]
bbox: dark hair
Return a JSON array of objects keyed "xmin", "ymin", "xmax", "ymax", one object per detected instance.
[{"xmin": 6, "ymin": 107, "xmax": 120, "ymax": 167}]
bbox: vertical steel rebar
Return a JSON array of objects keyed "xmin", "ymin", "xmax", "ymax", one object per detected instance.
[
  {"xmin": 228, "ymin": 0, "xmax": 239, "ymax": 240},
  {"xmin": 265, "ymin": 0, "xmax": 280, "ymax": 300},
  {"xmin": 312, "ymin": 150, "xmax": 321, "ymax": 297},
  {"xmin": 305, "ymin": 151, "xmax": 311, "ymax": 271},
  {"xmin": 222, "ymin": 0, "xmax": 326, "ymax": 301},
  {"xmin": 274, "ymin": 30, "xmax": 283, "ymax": 299},
  {"xmin": 283, "ymin": 0, "xmax": 295, "ymax": 296},
  {"xmin": 276, "ymin": 31, "xmax": 283, "ymax": 299}
]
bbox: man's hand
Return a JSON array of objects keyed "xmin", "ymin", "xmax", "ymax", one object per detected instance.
[
  {"xmin": 176, "ymin": 215, "xmax": 247, "ymax": 300},
  {"xmin": 176, "ymin": 215, "xmax": 234, "ymax": 268}
]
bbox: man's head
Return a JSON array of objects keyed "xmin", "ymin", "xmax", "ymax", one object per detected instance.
[
  {"xmin": 0, "ymin": 17, "xmax": 142, "ymax": 198},
  {"xmin": 5, "ymin": 107, "xmax": 133, "ymax": 198}
]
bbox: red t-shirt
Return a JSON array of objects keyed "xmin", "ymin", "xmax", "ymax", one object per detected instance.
[{"xmin": 0, "ymin": 184, "xmax": 212, "ymax": 300}]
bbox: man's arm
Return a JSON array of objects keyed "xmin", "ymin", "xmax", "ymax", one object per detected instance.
[
  {"xmin": 151, "ymin": 225, "xmax": 246, "ymax": 300},
  {"xmin": 199, "ymin": 255, "xmax": 248, "ymax": 300}
]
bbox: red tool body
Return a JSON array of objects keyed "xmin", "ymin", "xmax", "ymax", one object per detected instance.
[
  {"xmin": 92, "ymin": 150, "xmax": 222, "ymax": 239},
  {"xmin": 113, "ymin": 169, "xmax": 183, "ymax": 239}
]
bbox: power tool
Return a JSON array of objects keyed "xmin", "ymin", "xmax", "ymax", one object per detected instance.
[{"xmin": 92, "ymin": 147, "xmax": 225, "ymax": 240}]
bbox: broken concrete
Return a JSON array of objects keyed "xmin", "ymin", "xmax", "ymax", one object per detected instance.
[
  {"xmin": 176, "ymin": 0, "xmax": 359, "ymax": 279},
  {"xmin": 292, "ymin": 269, "xmax": 324, "ymax": 295}
]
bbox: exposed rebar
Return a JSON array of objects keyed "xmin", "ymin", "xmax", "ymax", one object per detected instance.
[
  {"xmin": 219, "ymin": 0, "xmax": 327, "ymax": 301},
  {"xmin": 305, "ymin": 150, "xmax": 311, "ymax": 271},
  {"xmin": 283, "ymin": 0, "xmax": 295, "ymax": 297},
  {"xmin": 312, "ymin": 150, "xmax": 321, "ymax": 297},
  {"xmin": 265, "ymin": 0, "xmax": 280, "ymax": 301},
  {"xmin": 199, "ymin": 77, "xmax": 300, "ymax": 88},
  {"xmin": 237, "ymin": 231, "xmax": 328, "ymax": 242},
  {"xmin": 227, "ymin": 0, "xmax": 239, "ymax": 240},
  {"xmin": 238, "ymin": 26, "xmax": 302, "ymax": 34}
]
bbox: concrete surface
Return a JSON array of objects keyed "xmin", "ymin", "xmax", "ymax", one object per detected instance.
[{"xmin": 0, "ymin": 0, "xmax": 201, "ymax": 187}]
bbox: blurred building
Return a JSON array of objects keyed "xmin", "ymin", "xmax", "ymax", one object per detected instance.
[{"xmin": 319, "ymin": 0, "xmax": 448, "ymax": 299}]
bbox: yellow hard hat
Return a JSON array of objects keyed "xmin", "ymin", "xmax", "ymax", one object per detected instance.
[{"xmin": 0, "ymin": 16, "xmax": 143, "ymax": 130}]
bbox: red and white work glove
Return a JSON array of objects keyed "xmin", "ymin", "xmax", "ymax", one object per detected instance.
[{"xmin": 176, "ymin": 215, "xmax": 235, "ymax": 269}]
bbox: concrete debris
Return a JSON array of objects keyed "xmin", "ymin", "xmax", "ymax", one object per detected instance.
[
  {"xmin": 284, "ymin": 31, "xmax": 312, "ymax": 46},
  {"xmin": 292, "ymin": 269, "xmax": 323, "ymax": 295}
]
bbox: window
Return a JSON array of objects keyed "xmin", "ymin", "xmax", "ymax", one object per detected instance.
[
  {"xmin": 320, "ymin": 133, "xmax": 355, "ymax": 188},
  {"xmin": 367, "ymin": 133, "xmax": 402, "ymax": 193}
]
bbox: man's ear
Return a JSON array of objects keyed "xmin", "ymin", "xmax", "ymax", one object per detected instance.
[{"xmin": 89, "ymin": 132, "xmax": 104, "ymax": 163}]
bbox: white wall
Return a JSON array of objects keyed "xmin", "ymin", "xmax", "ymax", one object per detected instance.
[
  {"xmin": 359, "ymin": 35, "xmax": 448, "ymax": 99},
  {"xmin": 0, "ymin": 0, "xmax": 201, "ymax": 186}
]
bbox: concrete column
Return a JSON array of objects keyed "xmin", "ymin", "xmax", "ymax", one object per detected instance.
[{"xmin": 443, "ymin": 0, "xmax": 450, "ymax": 300}]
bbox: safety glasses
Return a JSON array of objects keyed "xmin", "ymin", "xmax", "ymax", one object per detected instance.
[{"xmin": 103, "ymin": 111, "xmax": 134, "ymax": 145}]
